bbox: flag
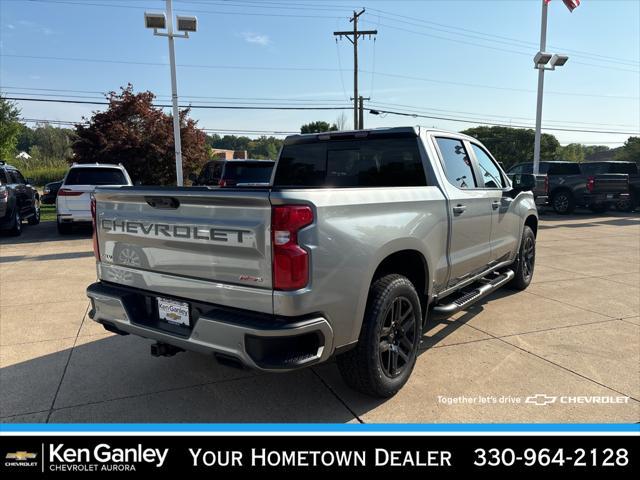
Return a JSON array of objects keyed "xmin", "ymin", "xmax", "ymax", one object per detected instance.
[{"xmin": 544, "ymin": 0, "xmax": 581, "ymax": 12}]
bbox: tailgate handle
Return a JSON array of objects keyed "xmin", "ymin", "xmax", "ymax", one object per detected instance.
[{"xmin": 145, "ymin": 196, "xmax": 180, "ymax": 209}]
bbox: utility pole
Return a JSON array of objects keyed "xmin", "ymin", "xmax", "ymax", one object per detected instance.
[
  {"xmin": 145, "ymin": 0, "xmax": 197, "ymax": 186},
  {"xmin": 334, "ymin": 9, "xmax": 377, "ymax": 130},
  {"xmin": 352, "ymin": 95, "xmax": 370, "ymax": 129},
  {"xmin": 532, "ymin": 0, "xmax": 548, "ymax": 176}
]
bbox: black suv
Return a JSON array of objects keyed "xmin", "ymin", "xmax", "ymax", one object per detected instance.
[{"xmin": 0, "ymin": 161, "xmax": 40, "ymax": 236}]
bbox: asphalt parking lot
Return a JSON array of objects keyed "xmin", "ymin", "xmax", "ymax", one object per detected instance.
[{"xmin": 1, "ymin": 212, "xmax": 638, "ymax": 424}]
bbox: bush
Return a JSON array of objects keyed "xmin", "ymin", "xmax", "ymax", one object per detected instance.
[{"xmin": 22, "ymin": 166, "xmax": 68, "ymax": 187}]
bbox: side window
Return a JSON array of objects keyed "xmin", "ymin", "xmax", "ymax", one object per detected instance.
[
  {"xmin": 0, "ymin": 170, "xmax": 8, "ymax": 185},
  {"xmin": 7, "ymin": 170, "xmax": 20, "ymax": 184},
  {"xmin": 13, "ymin": 170, "xmax": 26, "ymax": 184},
  {"xmin": 435, "ymin": 138, "xmax": 477, "ymax": 189},
  {"xmin": 471, "ymin": 144, "xmax": 505, "ymax": 189}
]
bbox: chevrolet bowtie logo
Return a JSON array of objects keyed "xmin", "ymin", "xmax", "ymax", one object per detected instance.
[
  {"xmin": 6, "ymin": 451, "xmax": 37, "ymax": 461},
  {"xmin": 525, "ymin": 394, "xmax": 557, "ymax": 406}
]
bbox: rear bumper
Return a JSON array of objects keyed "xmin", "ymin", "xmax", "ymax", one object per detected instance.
[
  {"xmin": 534, "ymin": 195, "xmax": 549, "ymax": 206},
  {"xmin": 86, "ymin": 282, "xmax": 335, "ymax": 371},
  {"xmin": 57, "ymin": 213, "xmax": 92, "ymax": 223},
  {"xmin": 583, "ymin": 192, "xmax": 629, "ymax": 206}
]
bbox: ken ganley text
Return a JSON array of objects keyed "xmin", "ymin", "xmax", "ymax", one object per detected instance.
[{"xmin": 190, "ymin": 448, "xmax": 452, "ymax": 468}]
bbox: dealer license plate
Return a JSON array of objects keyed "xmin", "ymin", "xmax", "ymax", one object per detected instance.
[{"xmin": 157, "ymin": 297, "xmax": 190, "ymax": 326}]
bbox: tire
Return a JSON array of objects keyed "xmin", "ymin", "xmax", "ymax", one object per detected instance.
[
  {"xmin": 28, "ymin": 201, "xmax": 40, "ymax": 225},
  {"xmin": 551, "ymin": 190, "xmax": 575, "ymax": 214},
  {"xmin": 616, "ymin": 192, "xmax": 637, "ymax": 213},
  {"xmin": 336, "ymin": 274, "xmax": 422, "ymax": 398},
  {"xmin": 507, "ymin": 225, "xmax": 536, "ymax": 291},
  {"xmin": 7, "ymin": 210, "xmax": 22, "ymax": 236},
  {"xmin": 57, "ymin": 220, "xmax": 72, "ymax": 235}
]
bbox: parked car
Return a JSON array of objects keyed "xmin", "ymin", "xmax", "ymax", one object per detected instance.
[
  {"xmin": 580, "ymin": 161, "xmax": 638, "ymax": 212},
  {"xmin": 57, "ymin": 163, "xmax": 132, "ymax": 234},
  {"xmin": 0, "ymin": 161, "xmax": 40, "ymax": 236},
  {"xmin": 87, "ymin": 127, "xmax": 539, "ymax": 397},
  {"xmin": 507, "ymin": 161, "xmax": 629, "ymax": 214},
  {"xmin": 41, "ymin": 180, "xmax": 63, "ymax": 205},
  {"xmin": 190, "ymin": 159, "xmax": 275, "ymax": 187}
]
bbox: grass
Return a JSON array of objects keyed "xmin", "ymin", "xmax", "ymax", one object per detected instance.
[{"xmin": 40, "ymin": 204, "xmax": 57, "ymax": 223}]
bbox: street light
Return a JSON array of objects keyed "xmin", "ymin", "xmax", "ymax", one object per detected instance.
[
  {"xmin": 532, "ymin": 1, "xmax": 569, "ymax": 175},
  {"xmin": 144, "ymin": 1, "xmax": 198, "ymax": 186}
]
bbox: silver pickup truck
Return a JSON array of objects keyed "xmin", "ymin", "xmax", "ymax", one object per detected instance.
[{"xmin": 87, "ymin": 127, "xmax": 538, "ymax": 397}]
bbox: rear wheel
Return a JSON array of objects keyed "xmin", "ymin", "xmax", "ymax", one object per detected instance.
[
  {"xmin": 616, "ymin": 192, "xmax": 637, "ymax": 212},
  {"xmin": 508, "ymin": 225, "xmax": 536, "ymax": 290},
  {"xmin": 57, "ymin": 220, "xmax": 72, "ymax": 235},
  {"xmin": 551, "ymin": 190, "xmax": 575, "ymax": 214},
  {"xmin": 337, "ymin": 274, "xmax": 421, "ymax": 398}
]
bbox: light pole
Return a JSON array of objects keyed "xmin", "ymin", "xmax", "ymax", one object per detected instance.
[
  {"xmin": 532, "ymin": 0, "xmax": 568, "ymax": 175},
  {"xmin": 144, "ymin": 1, "xmax": 197, "ymax": 186}
]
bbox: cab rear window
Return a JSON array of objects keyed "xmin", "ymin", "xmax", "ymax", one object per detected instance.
[
  {"xmin": 274, "ymin": 137, "xmax": 426, "ymax": 188},
  {"xmin": 65, "ymin": 168, "xmax": 127, "ymax": 185},
  {"xmin": 223, "ymin": 163, "xmax": 274, "ymax": 184}
]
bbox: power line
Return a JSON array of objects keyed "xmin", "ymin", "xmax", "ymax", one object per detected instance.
[
  {"xmin": 368, "ymin": 108, "xmax": 638, "ymax": 135},
  {"xmin": 26, "ymin": 0, "xmax": 639, "ymax": 69},
  {"xmin": 4, "ymin": 53, "xmax": 636, "ymax": 100},
  {"xmin": 9, "ymin": 96, "xmax": 638, "ymax": 135},
  {"xmin": 361, "ymin": 20, "xmax": 639, "ymax": 74},
  {"xmin": 365, "ymin": 6, "xmax": 639, "ymax": 67},
  {"xmin": 4, "ymin": 86, "xmax": 636, "ymax": 128},
  {"xmin": 6, "ymin": 96, "xmax": 353, "ymax": 111}
]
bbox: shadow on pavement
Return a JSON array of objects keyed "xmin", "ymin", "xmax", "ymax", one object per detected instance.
[{"xmin": 0, "ymin": 221, "xmax": 91, "ymax": 246}]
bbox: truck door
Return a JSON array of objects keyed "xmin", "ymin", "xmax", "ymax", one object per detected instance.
[
  {"xmin": 433, "ymin": 137, "xmax": 493, "ymax": 286},
  {"xmin": 469, "ymin": 143, "xmax": 520, "ymax": 264}
]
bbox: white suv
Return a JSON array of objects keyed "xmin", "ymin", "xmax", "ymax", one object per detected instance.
[{"xmin": 57, "ymin": 163, "xmax": 132, "ymax": 234}]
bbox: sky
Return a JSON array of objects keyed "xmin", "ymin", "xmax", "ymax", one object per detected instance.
[{"xmin": 0, "ymin": 0, "xmax": 639, "ymax": 146}]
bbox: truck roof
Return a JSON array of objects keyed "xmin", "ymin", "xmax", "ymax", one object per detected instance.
[{"xmin": 283, "ymin": 126, "xmax": 487, "ymax": 146}]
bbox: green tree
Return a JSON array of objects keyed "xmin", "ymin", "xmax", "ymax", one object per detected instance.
[
  {"xmin": 461, "ymin": 126, "xmax": 560, "ymax": 169},
  {"xmin": 614, "ymin": 137, "xmax": 640, "ymax": 164},
  {"xmin": 0, "ymin": 96, "xmax": 21, "ymax": 160},
  {"xmin": 300, "ymin": 121, "xmax": 338, "ymax": 134},
  {"xmin": 73, "ymin": 85, "xmax": 209, "ymax": 185}
]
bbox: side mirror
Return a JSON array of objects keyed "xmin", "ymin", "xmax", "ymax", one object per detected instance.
[
  {"xmin": 188, "ymin": 172, "xmax": 198, "ymax": 184},
  {"xmin": 509, "ymin": 173, "xmax": 536, "ymax": 191}
]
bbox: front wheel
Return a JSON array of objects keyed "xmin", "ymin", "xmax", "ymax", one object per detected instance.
[
  {"xmin": 507, "ymin": 225, "xmax": 536, "ymax": 290},
  {"xmin": 551, "ymin": 190, "xmax": 575, "ymax": 214},
  {"xmin": 616, "ymin": 192, "xmax": 637, "ymax": 213},
  {"xmin": 28, "ymin": 201, "xmax": 40, "ymax": 225},
  {"xmin": 337, "ymin": 274, "xmax": 422, "ymax": 398},
  {"xmin": 7, "ymin": 210, "xmax": 22, "ymax": 236}
]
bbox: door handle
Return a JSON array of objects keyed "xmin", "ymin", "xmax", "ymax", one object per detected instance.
[
  {"xmin": 491, "ymin": 200, "xmax": 501, "ymax": 210},
  {"xmin": 452, "ymin": 204, "xmax": 466, "ymax": 215}
]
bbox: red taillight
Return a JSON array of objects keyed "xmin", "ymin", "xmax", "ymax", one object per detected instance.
[
  {"xmin": 91, "ymin": 196, "xmax": 100, "ymax": 261},
  {"xmin": 587, "ymin": 176, "xmax": 595, "ymax": 193},
  {"xmin": 58, "ymin": 188, "xmax": 83, "ymax": 196},
  {"xmin": 272, "ymin": 205, "xmax": 313, "ymax": 291},
  {"xmin": 218, "ymin": 179, "xmax": 235, "ymax": 187}
]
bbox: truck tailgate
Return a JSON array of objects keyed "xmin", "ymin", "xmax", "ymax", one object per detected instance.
[
  {"xmin": 592, "ymin": 174, "xmax": 629, "ymax": 195},
  {"xmin": 94, "ymin": 187, "xmax": 273, "ymax": 295}
]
